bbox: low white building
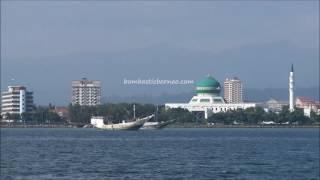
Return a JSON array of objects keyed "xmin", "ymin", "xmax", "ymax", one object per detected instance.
[
  {"xmin": 265, "ymin": 98, "xmax": 288, "ymax": 112},
  {"xmin": 165, "ymin": 75, "xmax": 256, "ymax": 119}
]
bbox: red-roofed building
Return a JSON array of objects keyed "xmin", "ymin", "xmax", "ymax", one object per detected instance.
[
  {"xmin": 296, "ymin": 97, "xmax": 320, "ymax": 110},
  {"xmin": 296, "ymin": 97, "xmax": 320, "ymax": 116},
  {"xmin": 51, "ymin": 107, "xmax": 69, "ymax": 121}
]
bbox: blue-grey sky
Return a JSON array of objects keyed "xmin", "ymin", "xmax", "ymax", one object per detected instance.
[{"xmin": 1, "ymin": 1, "xmax": 319, "ymax": 105}]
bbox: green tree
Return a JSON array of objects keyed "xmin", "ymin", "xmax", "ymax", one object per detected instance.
[
  {"xmin": 310, "ymin": 111, "xmax": 320, "ymax": 123},
  {"xmin": 5, "ymin": 113, "xmax": 20, "ymax": 120},
  {"xmin": 30, "ymin": 106, "xmax": 63, "ymax": 124},
  {"xmin": 289, "ymin": 108, "xmax": 312, "ymax": 125}
]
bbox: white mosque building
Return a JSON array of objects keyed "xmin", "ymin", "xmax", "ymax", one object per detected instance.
[{"xmin": 165, "ymin": 75, "xmax": 256, "ymax": 119}]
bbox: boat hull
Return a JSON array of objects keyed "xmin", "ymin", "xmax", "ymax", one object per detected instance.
[
  {"xmin": 141, "ymin": 119, "xmax": 175, "ymax": 130},
  {"xmin": 93, "ymin": 115, "xmax": 154, "ymax": 130}
]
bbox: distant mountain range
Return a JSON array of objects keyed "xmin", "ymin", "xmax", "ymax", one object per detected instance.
[
  {"xmin": 3, "ymin": 41, "xmax": 318, "ymax": 105},
  {"xmin": 103, "ymin": 87, "xmax": 319, "ymax": 104}
]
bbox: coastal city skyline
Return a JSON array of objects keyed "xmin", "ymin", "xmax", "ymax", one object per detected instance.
[
  {"xmin": 1, "ymin": 1, "xmax": 318, "ymax": 105},
  {"xmin": 3, "ymin": 61, "xmax": 319, "ymax": 106},
  {"xmin": 2, "ymin": 64, "xmax": 319, "ymax": 121},
  {"xmin": 2, "ymin": 69, "xmax": 318, "ymax": 106}
]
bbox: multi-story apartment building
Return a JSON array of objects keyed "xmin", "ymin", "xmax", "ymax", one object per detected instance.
[
  {"xmin": 1, "ymin": 86, "xmax": 34, "ymax": 116},
  {"xmin": 72, "ymin": 78, "xmax": 101, "ymax": 106},
  {"xmin": 223, "ymin": 77, "xmax": 243, "ymax": 103}
]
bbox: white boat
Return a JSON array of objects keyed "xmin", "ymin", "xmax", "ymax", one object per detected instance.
[
  {"xmin": 91, "ymin": 115, "xmax": 154, "ymax": 130},
  {"xmin": 261, "ymin": 121, "xmax": 276, "ymax": 125},
  {"xmin": 140, "ymin": 105, "xmax": 175, "ymax": 130},
  {"xmin": 141, "ymin": 119, "xmax": 175, "ymax": 130}
]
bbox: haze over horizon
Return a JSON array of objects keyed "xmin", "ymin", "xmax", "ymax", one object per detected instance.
[{"xmin": 1, "ymin": 1, "xmax": 319, "ymax": 105}]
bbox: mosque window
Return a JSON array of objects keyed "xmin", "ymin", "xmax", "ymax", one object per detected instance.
[
  {"xmin": 213, "ymin": 99, "xmax": 222, "ymax": 103},
  {"xmin": 200, "ymin": 99, "xmax": 210, "ymax": 102}
]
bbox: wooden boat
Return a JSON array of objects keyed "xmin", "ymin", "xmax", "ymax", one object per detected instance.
[{"xmin": 90, "ymin": 114, "xmax": 154, "ymax": 130}]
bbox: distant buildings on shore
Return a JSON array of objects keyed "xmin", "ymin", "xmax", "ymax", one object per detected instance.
[
  {"xmin": 1, "ymin": 86, "xmax": 34, "ymax": 117},
  {"xmin": 262, "ymin": 65, "xmax": 320, "ymax": 117},
  {"xmin": 224, "ymin": 77, "xmax": 243, "ymax": 103},
  {"xmin": 264, "ymin": 98, "xmax": 288, "ymax": 112},
  {"xmin": 296, "ymin": 97, "xmax": 320, "ymax": 116},
  {"xmin": 165, "ymin": 75, "xmax": 255, "ymax": 119},
  {"xmin": 72, "ymin": 78, "xmax": 101, "ymax": 106},
  {"xmin": 263, "ymin": 97, "xmax": 320, "ymax": 116},
  {"xmin": 1, "ymin": 66, "xmax": 319, "ymax": 120}
]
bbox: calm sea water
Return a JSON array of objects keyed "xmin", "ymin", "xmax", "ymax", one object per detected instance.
[{"xmin": 1, "ymin": 128, "xmax": 319, "ymax": 180}]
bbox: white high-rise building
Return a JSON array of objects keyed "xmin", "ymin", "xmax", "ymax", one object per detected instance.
[
  {"xmin": 72, "ymin": 78, "xmax": 101, "ymax": 106},
  {"xmin": 1, "ymin": 86, "xmax": 34, "ymax": 116},
  {"xmin": 224, "ymin": 77, "xmax": 243, "ymax": 103},
  {"xmin": 289, "ymin": 64, "xmax": 295, "ymax": 112}
]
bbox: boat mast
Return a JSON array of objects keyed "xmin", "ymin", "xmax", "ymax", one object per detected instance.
[
  {"xmin": 133, "ymin": 104, "xmax": 136, "ymax": 119},
  {"xmin": 155, "ymin": 105, "xmax": 158, "ymax": 122}
]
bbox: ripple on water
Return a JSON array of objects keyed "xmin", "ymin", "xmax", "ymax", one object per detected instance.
[{"xmin": 1, "ymin": 128, "xmax": 319, "ymax": 180}]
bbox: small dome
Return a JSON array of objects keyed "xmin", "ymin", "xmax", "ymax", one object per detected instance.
[{"xmin": 196, "ymin": 75, "xmax": 221, "ymax": 95}]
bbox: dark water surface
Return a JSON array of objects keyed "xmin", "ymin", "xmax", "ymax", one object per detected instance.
[{"xmin": 1, "ymin": 128, "xmax": 319, "ymax": 180}]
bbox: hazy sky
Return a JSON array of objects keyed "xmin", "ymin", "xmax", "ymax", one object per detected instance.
[{"xmin": 1, "ymin": 1, "xmax": 319, "ymax": 105}]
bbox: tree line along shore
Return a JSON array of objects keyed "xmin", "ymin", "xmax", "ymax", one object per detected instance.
[{"xmin": 1, "ymin": 103, "xmax": 320, "ymax": 128}]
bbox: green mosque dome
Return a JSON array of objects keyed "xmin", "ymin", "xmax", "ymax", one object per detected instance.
[{"xmin": 196, "ymin": 75, "xmax": 221, "ymax": 95}]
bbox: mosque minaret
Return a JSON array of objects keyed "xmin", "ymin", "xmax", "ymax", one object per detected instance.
[{"xmin": 289, "ymin": 64, "xmax": 295, "ymax": 112}]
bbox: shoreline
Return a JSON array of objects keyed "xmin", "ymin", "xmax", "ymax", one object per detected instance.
[
  {"xmin": 168, "ymin": 124, "xmax": 320, "ymax": 128},
  {"xmin": 0, "ymin": 124, "xmax": 78, "ymax": 128},
  {"xmin": 0, "ymin": 124, "xmax": 319, "ymax": 129}
]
